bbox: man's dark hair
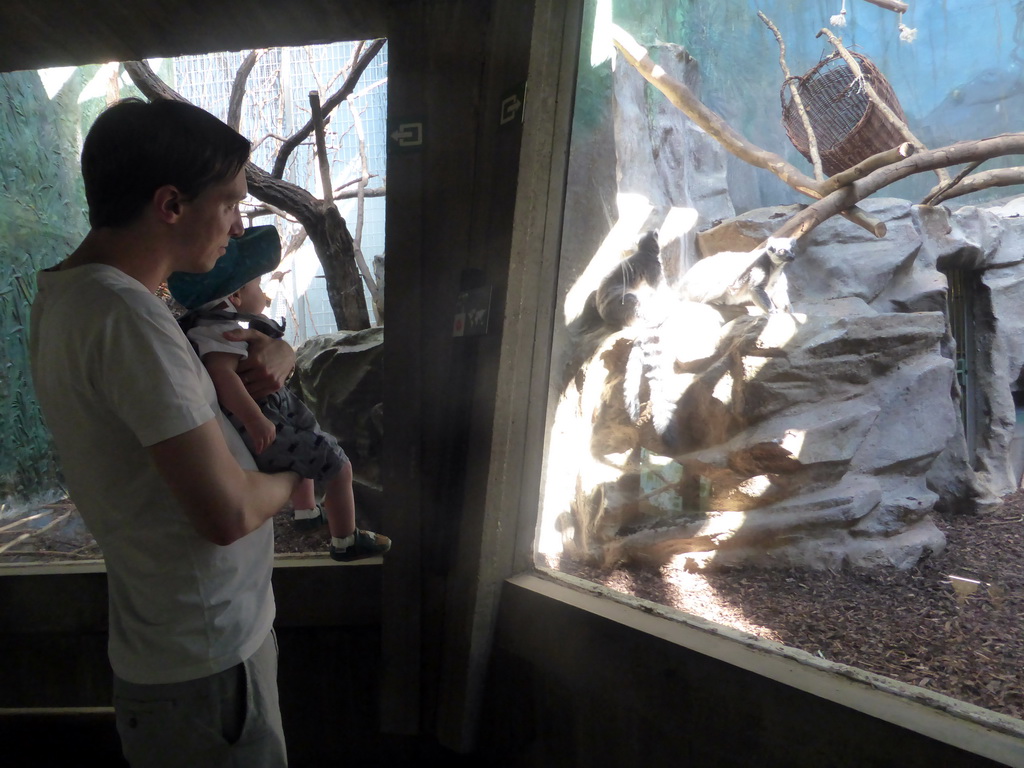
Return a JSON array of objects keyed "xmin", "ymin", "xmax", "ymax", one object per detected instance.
[{"xmin": 81, "ymin": 98, "xmax": 252, "ymax": 228}]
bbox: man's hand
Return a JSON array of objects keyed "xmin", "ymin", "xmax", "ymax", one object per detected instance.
[
  {"xmin": 148, "ymin": 420, "xmax": 300, "ymax": 546},
  {"xmin": 225, "ymin": 329, "xmax": 295, "ymax": 399}
]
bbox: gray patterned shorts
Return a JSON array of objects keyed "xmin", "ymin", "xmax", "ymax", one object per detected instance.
[{"xmin": 228, "ymin": 388, "xmax": 348, "ymax": 482}]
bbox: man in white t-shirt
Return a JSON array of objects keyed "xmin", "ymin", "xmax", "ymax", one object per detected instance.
[{"xmin": 29, "ymin": 98, "xmax": 300, "ymax": 768}]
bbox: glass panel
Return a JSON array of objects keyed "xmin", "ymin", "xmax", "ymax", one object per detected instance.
[
  {"xmin": 1, "ymin": 41, "xmax": 387, "ymax": 564},
  {"xmin": 538, "ymin": 0, "xmax": 1024, "ymax": 722}
]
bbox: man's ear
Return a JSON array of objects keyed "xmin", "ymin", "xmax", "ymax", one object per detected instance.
[{"xmin": 153, "ymin": 185, "xmax": 185, "ymax": 223}]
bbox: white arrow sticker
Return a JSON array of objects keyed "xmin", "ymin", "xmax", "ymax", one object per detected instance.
[
  {"xmin": 390, "ymin": 122, "xmax": 423, "ymax": 147},
  {"xmin": 500, "ymin": 94, "xmax": 522, "ymax": 125}
]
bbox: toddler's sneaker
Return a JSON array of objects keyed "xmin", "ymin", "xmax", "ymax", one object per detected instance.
[{"xmin": 330, "ymin": 528, "xmax": 392, "ymax": 561}]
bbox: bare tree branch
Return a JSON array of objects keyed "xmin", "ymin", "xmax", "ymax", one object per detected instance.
[
  {"xmin": 123, "ymin": 59, "xmax": 312, "ymax": 213},
  {"xmin": 284, "ymin": 227, "xmax": 308, "ymax": 258},
  {"xmin": 771, "ymin": 135, "xmax": 1024, "ymax": 242},
  {"xmin": 309, "ymin": 91, "xmax": 335, "ymax": 202},
  {"xmin": 247, "ymin": 181, "xmax": 387, "ymax": 217},
  {"xmin": 347, "ymin": 95, "xmax": 380, "ymax": 300},
  {"xmin": 610, "ymin": 24, "xmax": 885, "ymax": 236},
  {"xmin": 334, "ymin": 174, "xmax": 383, "ymax": 195},
  {"xmin": 337, "ymin": 185, "xmax": 386, "ymax": 200},
  {"xmin": 928, "ymin": 167, "xmax": 1024, "ymax": 205},
  {"xmin": 124, "ymin": 57, "xmax": 373, "ymax": 330},
  {"xmin": 270, "ymin": 38, "xmax": 386, "ymax": 179},
  {"xmin": 353, "ymin": 76, "xmax": 388, "ymax": 101},
  {"xmin": 759, "ymin": 12, "xmax": 823, "ymax": 181},
  {"xmin": 245, "ymin": 203, "xmax": 298, "ymax": 223},
  {"xmin": 921, "ymin": 160, "xmax": 982, "ymax": 206},
  {"xmin": 861, "ymin": 0, "xmax": 908, "ymax": 12},
  {"xmin": 227, "ymin": 49, "xmax": 262, "ymax": 131},
  {"xmin": 251, "ymin": 132, "xmax": 291, "ymax": 153}
]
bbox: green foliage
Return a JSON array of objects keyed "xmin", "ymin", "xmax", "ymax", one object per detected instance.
[{"xmin": 0, "ymin": 68, "xmax": 94, "ymax": 499}]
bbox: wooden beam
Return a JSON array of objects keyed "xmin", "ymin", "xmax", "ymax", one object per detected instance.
[
  {"xmin": 0, "ymin": 1, "xmax": 388, "ymax": 73},
  {"xmin": 433, "ymin": 0, "xmax": 582, "ymax": 752}
]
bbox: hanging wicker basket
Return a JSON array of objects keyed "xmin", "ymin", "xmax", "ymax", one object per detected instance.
[{"xmin": 782, "ymin": 51, "xmax": 906, "ymax": 177}]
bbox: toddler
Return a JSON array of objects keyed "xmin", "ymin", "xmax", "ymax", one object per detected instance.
[{"xmin": 169, "ymin": 225, "xmax": 390, "ymax": 561}]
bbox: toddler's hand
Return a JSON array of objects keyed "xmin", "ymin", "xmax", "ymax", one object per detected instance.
[{"xmin": 245, "ymin": 415, "xmax": 278, "ymax": 455}]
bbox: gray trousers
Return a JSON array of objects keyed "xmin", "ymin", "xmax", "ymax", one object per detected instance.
[{"xmin": 113, "ymin": 631, "xmax": 287, "ymax": 768}]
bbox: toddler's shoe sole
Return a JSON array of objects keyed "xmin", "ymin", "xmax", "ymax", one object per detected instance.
[{"xmin": 330, "ymin": 528, "xmax": 392, "ymax": 561}]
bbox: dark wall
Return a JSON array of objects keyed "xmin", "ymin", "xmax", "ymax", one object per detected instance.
[
  {"xmin": 0, "ymin": 565, "xmax": 389, "ymax": 768},
  {"xmin": 381, "ymin": 0, "xmax": 534, "ymax": 737},
  {"xmin": 480, "ymin": 579, "xmax": 1009, "ymax": 768}
]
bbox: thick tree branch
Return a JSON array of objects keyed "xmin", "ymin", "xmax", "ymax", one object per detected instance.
[
  {"xmin": 612, "ymin": 26, "xmax": 1016, "ymax": 243},
  {"xmin": 247, "ymin": 162, "xmax": 370, "ymax": 329},
  {"xmin": 612, "ymin": 25, "xmax": 818, "ymax": 196},
  {"xmin": 772, "ymin": 135, "xmax": 1024, "ymax": 241},
  {"xmin": 270, "ymin": 38, "xmax": 385, "ymax": 179},
  {"xmin": 818, "ymin": 142, "xmax": 915, "ymax": 195},
  {"xmin": 124, "ymin": 59, "xmax": 187, "ymax": 102},
  {"xmin": 928, "ymin": 167, "xmax": 1024, "ymax": 205},
  {"xmin": 227, "ymin": 50, "xmax": 262, "ymax": 131}
]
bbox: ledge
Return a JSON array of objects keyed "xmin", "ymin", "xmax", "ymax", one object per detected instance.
[{"xmin": 0, "ymin": 557, "xmax": 382, "ymax": 633}]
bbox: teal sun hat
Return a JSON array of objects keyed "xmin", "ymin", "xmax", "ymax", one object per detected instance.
[{"xmin": 168, "ymin": 225, "xmax": 282, "ymax": 310}]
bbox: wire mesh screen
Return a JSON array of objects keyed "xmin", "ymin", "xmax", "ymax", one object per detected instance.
[
  {"xmin": 172, "ymin": 42, "xmax": 388, "ymax": 343},
  {"xmin": 782, "ymin": 52, "xmax": 905, "ymax": 177}
]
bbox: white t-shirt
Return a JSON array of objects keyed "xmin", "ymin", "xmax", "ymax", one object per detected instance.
[
  {"xmin": 29, "ymin": 264, "xmax": 275, "ymax": 685},
  {"xmin": 185, "ymin": 301, "xmax": 250, "ymax": 360}
]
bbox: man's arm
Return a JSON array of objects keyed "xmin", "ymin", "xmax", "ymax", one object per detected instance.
[
  {"xmin": 148, "ymin": 419, "xmax": 299, "ymax": 545},
  {"xmin": 226, "ymin": 329, "xmax": 295, "ymax": 400}
]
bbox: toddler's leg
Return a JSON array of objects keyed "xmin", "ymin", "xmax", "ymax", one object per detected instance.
[
  {"xmin": 325, "ymin": 460, "xmax": 391, "ymax": 562},
  {"xmin": 291, "ymin": 478, "xmax": 316, "ymax": 511},
  {"xmin": 322, "ymin": 461, "xmax": 356, "ymax": 539},
  {"xmin": 291, "ymin": 478, "xmax": 321, "ymax": 529}
]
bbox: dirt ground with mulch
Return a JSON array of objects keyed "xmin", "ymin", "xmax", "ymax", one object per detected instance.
[
  {"xmin": 4, "ymin": 490, "xmax": 1023, "ymax": 721},
  {"xmin": 557, "ymin": 491, "xmax": 1024, "ymax": 722},
  {"xmin": 0, "ymin": 501, "xmax": 337, "ymax": 563}
]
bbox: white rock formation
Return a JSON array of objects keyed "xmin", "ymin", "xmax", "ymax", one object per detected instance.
[
  {"xmin": 545, "ymin": 38, "xmax": 1024, "ymax": 572},
  {"xmin": 543, "ymin": 197, "xmax": 1024, "ymax": 571}
]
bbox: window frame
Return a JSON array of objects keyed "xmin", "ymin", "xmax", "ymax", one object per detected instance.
[{"xmin": 452, "ymin": 0, "xmax": 1024, "ymax": 763}]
